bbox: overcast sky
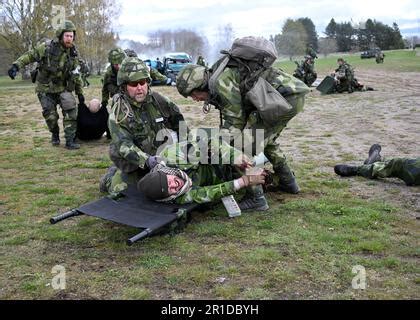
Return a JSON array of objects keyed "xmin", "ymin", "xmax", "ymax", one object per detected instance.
[{"xmin": 117, "ymin": 0, "xmax": 420, "ymax": 43}]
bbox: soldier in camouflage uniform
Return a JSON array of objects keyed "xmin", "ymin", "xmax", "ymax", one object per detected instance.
[
  {"xmin": 196, "ymin": 55, "xmax": 207, "ymax": 67},
  {"xmin": 8, "ymin": 20, "xmax": 84, "ymax": 149},
  {"xmin": 293, "ymin": 55, "xmax": 317, "ymax": 86},
  {"xmin": 101, "ymin": 48, "xmax": 126, "ymax": 109},
  {"xmin": 375, "ymin": 51, "xmax": 385, "ymax": 64},
  {"xmin": 333, "ymin": 58, "xmax": 355, "ymax": 93},
  {"xmin": 306, "ymin": 44, "xmax": 318, "ymax": 59},
  {"xmin": 102, "ymin": 49, "xmax": 170, "ymax": 109},
  {"xmin": 124, "ymin": 48, "xmax": 170, "ymax": 84},
  {"xmin": 138, "ymin": 139, "xmax": 267, "ymax": 206},
  {"xmin": 176, "ymin": 63, "xmax": 310, "ymax": 208},
  {"xmin": 99, "ymin": 56, "xmax": 186, "ymax": 196},
  {"xmin": 333, "ymin": 58, "xmax": 373, "ymax": 93},
  {"xmin": 334, "ymin": 144, "xmax": 420, "ymax": 186},
  {"xmin": 78, "ymin": 58, "xmax": 90, "ymax": 87}
]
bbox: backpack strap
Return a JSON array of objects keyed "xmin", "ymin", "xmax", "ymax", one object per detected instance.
[
  {"xmin": 151, "ymin": 91, "xmax": 171, "ymax": 119},
  {"xmin": 208, "ymin": 55, "xmax": 230, "ymax": 97}
]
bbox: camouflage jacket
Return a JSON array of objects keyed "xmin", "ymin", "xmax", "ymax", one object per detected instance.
[
  {"xmin": 196, "ymin": 56, "xmax": 206, "ymax": 67},
  {"xmin": 210, "ymin": 66, "xmax": 310, "ymax": 132},
  {"xmin": 159, "ymin": 140, "xmax": 243, "ymax": 204},
  {"xmin": 306, "ymin": 47, "xmax": 318, "ymax": 59},
  {"xmin": 108, "ymin": 90, "xmax": 186, "ymax": 171},
  {"xmin": 101, "ymin": 66, "xmax": 119, "ymax": 105},
  {"xmin": 150, "ymin": 67, "xmax": 168, "ymax": 83},
  {"xmin": 13, "ymin": 40, "xmax": 83, "ymax": 95},
  {"xmin": 102, "ymin": 66, "xmax": 168, "ymax": 105},
  {"xmin": 335, "ymin": 63, "xmax": 354, "ymax": 81},
  {"xmin": 302, "ymin": 60, "xmax": 315, "ymax": 74}
]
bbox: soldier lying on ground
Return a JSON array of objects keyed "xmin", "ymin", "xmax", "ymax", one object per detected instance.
[
  {"xmin": 76, "ymin": 98, "xmax": 110, "ymax": 141},
  {"xmin": 334, "ymin": 144, "xmax": 420, "ymax": 186},
  {"xmin": 137, "ymin": 138, "xmax": 268, "ymax": 210}
]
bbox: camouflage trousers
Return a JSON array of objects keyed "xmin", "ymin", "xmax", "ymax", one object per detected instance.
[
  {"xmin": 247, "ymin": 93, "xmax": 305, "ymax": 171},
  {"xmin": 358, "ymin": 157, "xmax": 420, "ymax": 186},
  {"xmin": 37, "ymin": 92, "xmax": 78, "ymax": 142}
]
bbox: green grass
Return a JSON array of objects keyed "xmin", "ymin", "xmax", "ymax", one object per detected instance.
[{"xmin": 0, "ymin": 50, "xmax": 419, "ymax": 299}]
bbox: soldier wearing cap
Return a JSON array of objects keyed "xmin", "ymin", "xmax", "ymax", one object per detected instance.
[{"xmin": 8, "ymin": 20, "xmax": 85, "ymax": 149}]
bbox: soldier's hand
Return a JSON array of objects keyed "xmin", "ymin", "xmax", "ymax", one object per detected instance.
[
  {"xmin": 8, "ymin": 64, "xmax": 19, "ymax": 80},
  {"xmin": 78, "ymin": 94, "xmax": 85, "ymax": 105},
  {"xmin": 146, "ymin": 156, "xmax": 166, "ymax": 170},
  {"xmin": 234, "ymin": 154, "xmax": 253, "ymax": 170}
]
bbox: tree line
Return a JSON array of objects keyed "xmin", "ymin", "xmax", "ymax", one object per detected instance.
[
  {"xmin": 271, "ymin": 17, "xmax": 405, "ymax": 60},
  {"xmin": 0, "ymin": 3, "xmax": 409, "ymax": 77},
  {"xmin": 0, "ymin": 0, "xmax": 119, "ymax": 76}
]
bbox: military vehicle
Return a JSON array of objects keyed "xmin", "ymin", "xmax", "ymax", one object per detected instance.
[
  {"xmin": 360, "ymin": 48, "xmax": 381, "ymax": 59},
  {"xmin": 161, "ymin": 52, "xmax": 193, "ymax": 82}
]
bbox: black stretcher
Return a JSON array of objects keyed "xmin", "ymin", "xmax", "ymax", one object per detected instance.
[{"xmin": 50, "ymin": 185, "xmax": 199, "ymax": 245}]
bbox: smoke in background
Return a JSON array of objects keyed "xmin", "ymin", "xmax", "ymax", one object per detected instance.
[{"xmin": 117, "ymin": 25, "xmax": 237, "ymax": 65}]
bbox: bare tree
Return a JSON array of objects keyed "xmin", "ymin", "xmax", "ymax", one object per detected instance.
[
  {"xmin": 276, "ymin": 19, "xmax": 308, "ymax": 60},
  {"xmin": 0, "ymin": 0, "xmax": 120, "ymax": 75}
]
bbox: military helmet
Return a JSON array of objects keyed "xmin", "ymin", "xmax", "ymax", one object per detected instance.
[
  {"xmin": 176, "ymin": 64, "xmax": 207, "ymax": 98},
  {"xmin": 55, "ymin": 20, "xmax": 76, "ymax": 38},
  {"xmin": 117, "ymin": 57, "xmax": 151, "ymax": 86},
  {"xmin": 108, "ymin": 48, "xmax": 127, "ymax": 65}
]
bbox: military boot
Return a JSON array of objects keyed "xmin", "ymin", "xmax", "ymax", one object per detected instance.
[
  {"xmin": 364, "ymin": 144, "xmax": 382, "ymax": 165},
  {"xmin": 274, "ymin": 164, "xmax": 300, "ymax": 194},
  {"xmin": 99, "ymin": 166, "xmax": 118, "ymax": 193},
  {"xmin": 65, "ymin": 139, "xmax": 80, "ymax": 150},
  {"xmin": 238, "ymin": 185, "xmax": 269, "ymax": 211},
  {"xmin": 51, "ymin": 131, "xmax": 60, "ymax": 146},
  {"xmin": 334, "ymin": 165, "xmax": 359, "ymax": 176}
]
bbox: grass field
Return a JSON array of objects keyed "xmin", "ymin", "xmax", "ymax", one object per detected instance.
[{"xmin": 0, "ymin": 50, "xmax": 419, "ymax": 299}]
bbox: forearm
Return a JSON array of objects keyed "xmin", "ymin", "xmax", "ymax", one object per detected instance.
[{"xmin": 175, "ymin": 181, "xmax": 236, "ymax": 204}]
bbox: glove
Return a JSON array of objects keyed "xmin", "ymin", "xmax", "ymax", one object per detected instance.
[
  {"xmin": 146, "ymin": 156, "xmax": 166, "ymax": 169},
  {"xmin": 8, "ymin": 64, "xmax": 19, "ymax": 80},
  {"xmin": 78, "ymin": 94, "xmax": 85, "ymax": 105},
  {"xmin": 166, "ymin": 78, "xmax": 172, "ymax": 85}
]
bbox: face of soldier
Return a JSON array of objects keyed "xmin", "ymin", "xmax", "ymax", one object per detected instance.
[
  {"xmin": 167, "ymin": 175, "xmax": 185, "ymax": 195},
  {"xmin": 191, "ymin": 90, "xmax": 209, "ymax": 102},
  {"xmin": 126, "ymin": 79, "xmax": 148, "ymax": 103},
  {"xmin": 62, "ymin": 31, "xmax": 74, "ymax": 48},
  {"xmin": 113, "ymin": 64, "xmax": 120, "ymax": 71}
]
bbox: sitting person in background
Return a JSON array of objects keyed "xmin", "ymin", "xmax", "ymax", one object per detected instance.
[
  {"xmin": 334, "ymin": 144, "xmax": 419, "ymax": 186},
  {"xmin": 332, "ymin": 58, "xmax": 374, "ymax": 93},
  {"xmin": 76, "ymin": 98, "xmax": 110, "ymax": 141}
]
